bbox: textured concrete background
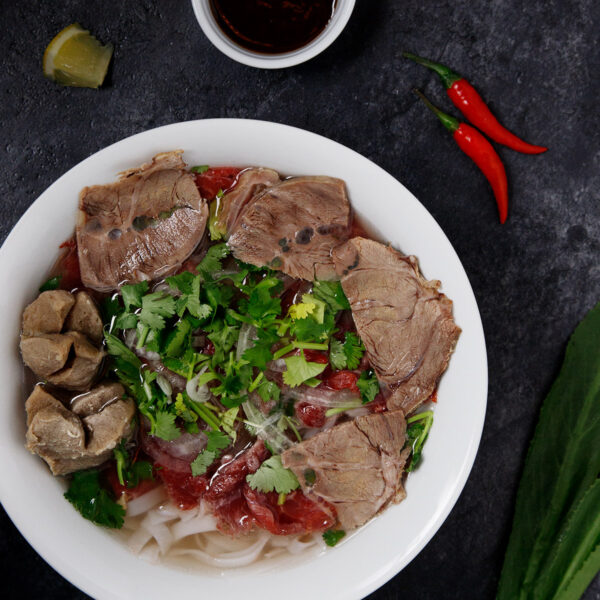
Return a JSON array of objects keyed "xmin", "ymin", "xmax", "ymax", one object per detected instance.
[{"xmin": 1, "ymin": 0, "xmax": 599, "ymax": 598}]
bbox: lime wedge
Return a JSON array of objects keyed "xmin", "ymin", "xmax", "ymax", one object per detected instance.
[{"xmin": 43, "ymin": 23, "xmax": 113, "ymax": 88}]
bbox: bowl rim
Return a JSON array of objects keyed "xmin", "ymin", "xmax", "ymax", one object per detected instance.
[
  {"xmin": 190, "ymin": 0, "xmax": 356, "ymax": 69},
  {"xmin": 0, "ymin": 118, "xmax": 488, "ymax": 600}
]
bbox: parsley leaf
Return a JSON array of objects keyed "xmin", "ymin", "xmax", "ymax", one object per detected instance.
[
  {"xmin": 64, "ymin": 470, "xmax": 125, "ymax": 529},
  {"xmin": 313, "ymin": 280, "xmax": 350, "ymax": 312},
  {"xmin": 323, "ymin": 529, "xmax": 346, "ymax": 547},
  {"xmin": 206, "ymin": 430, "xmax": 231, "ymax": 453},
  {"xmin": 289, "ymin": 301, "xmax": 315, "ymax": 320},
  {"xmin": 121, "ymin": 281, "xmax": 149, "ymax": 311},
  {"xmin": 246, "ymin": 455, "xmax": 300, "ymax": 494},
  {"xmin": 191, "ymin": 450, "xmax": 216, "ymax": 476},
  {"xmin": 256, "ymin": 379, "xmax": 281, "ymax": 403},
  {"xmin": 283, "ymin": 353, "xmax": 327, "ymax": 387},
  {"xmin": 190, "ymin": 165, "xmax": 209, "ymax": 174},
  {"xmin": 164, "ymin": 317, "xmax": 192, "ymax": 358},
  {"xmin": 356, "ymin": 369, "xmax": 379, "ymax": 403},
  {"xmin": 197, "ymin": 243, "xmax": 230, "ymax": 278},
  {"xmin": 140, "ymin": 292, "xmax": 176, "ymax": 330},
  {"xmin": 104, "ymin": 332, "xmax": 141, "ymax": 369},
  {"xmin": 343, "ymin": 332, "xmax": 364, "ymax": 370},
  {"xmin": 329, "ymin": 338, "xmax": 347, "ymax": 370},
  {"xmin": 154, "ymin": 411, "xmax": 181, "ymax": 441}
]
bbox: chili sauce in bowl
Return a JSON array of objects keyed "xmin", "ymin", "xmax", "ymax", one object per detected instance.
[{"xmin": 209, "ymin": 0, "xmax": 337, "ymax": 54}]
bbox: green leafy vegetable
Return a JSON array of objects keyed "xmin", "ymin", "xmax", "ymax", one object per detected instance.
[
  {"xmin": 329, "ymin": 332, "xmax": 365, "ymax": 370},
  {"xmin": 139, "ymin": 292, "xmax": 176, "ymax": 330},
  {"xmin": 190, "ymin": 165, "xmax": 209, "ymax": 173},
  {"xmin": 405, "ymin": 410, "xmax": 433, "ymax": 472},
  {"xmin": 497, "ymin": 302, "xmax": 600, "ymax": 600},
  {"xmin": 197, "ymin": 243, "xmax": 230, "ymax": 278},
  {"xmin": 191, "ymin": 450, "xmax": 216, "ymax": 476},
  {"xmin": 39, "ymin": 275, "xmax": 61, "ymax": 292},
  {"xmin": 121, "ymin": 281, "xmax": 149, "ymax": 311},
  {"xmin": 323, "ymin": 529, "xmax": 346, "ymax": 547},
  {"xmin": 64, "ymin": 470, "xmax": 125, "ymax": 529},
  {"xmin": 246, "ymin": 455, "xmax": 300, "ymax": 494},
  {"xmin": 114, "ymin": 442, "xmax": 154, "ymax": 488},
  {"xmin": 356, "ymin": 369, "xmax": 379, "ymax": 403},
  {"xmin": 282, "ymin": 352, "xmax": 327, "ymax": 387},
  {"xmin": 312, "ymin": 280, "xmax": 350, "ymax": 312},
  {"xmin": 154, "ymin": 411, "xmax": 181, "ymax": 441}
]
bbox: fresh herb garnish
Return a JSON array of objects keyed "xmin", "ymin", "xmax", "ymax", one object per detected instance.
[
  {"xmin": 323, "ymin": 529, "xmax": 346, "ymax": 547},
  {"xmin": 246, "ymin": 455, "xmax": 300, "ymax": 494},
  {"xmin": 282, "ymin": 352, "xmax": 328, "ymax": 387},
  {"xmin": 64, "ymin": 470, "xmax": 125, "ymax": 529},
  {"xmin": 190, "ymin": 430, "xmax": 231, "ymax": 476},
  {"xmin": 405, "ymin": 410, "xmax": 433, "ymax": 471},
  {"xmin": 113, "ymin": 441, "xmax": 154, "ymax": 488},
  {"xmin": 190, "ymin": 165, "xmax": 210, "ymax": 174},
  {"xmin": 39, "ymin": 275, "xmax": 61, "ymax": 292},
  {"xmin": 356, "ymin": 369, "xmax": 379, "ymax": 403}
]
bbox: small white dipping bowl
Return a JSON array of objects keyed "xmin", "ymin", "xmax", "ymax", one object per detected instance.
[{"xmin": 191, "ymin": 0, "xmax": 356, "ymax": 69}]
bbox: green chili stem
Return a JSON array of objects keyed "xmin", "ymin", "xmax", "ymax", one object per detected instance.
[
  {"xmin": 403, "ymin": 52, "xmax": 462, "ymax": 89},
  {"xmin": 413, "ymin": 89, "xmax": 460, "ymax": 133}
]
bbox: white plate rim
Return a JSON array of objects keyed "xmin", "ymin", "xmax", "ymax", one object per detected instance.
[{"xmin": 0, "ymin": 118, "xmax": 487, "ymax": 600}]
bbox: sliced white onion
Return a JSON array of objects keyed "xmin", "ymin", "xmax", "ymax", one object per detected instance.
[
  {"xmin": 236, "ymin": 322, "xmax": 257, "ymax": 361},
  {"xmin": 156, "ymin": 374, "xmax": 172, "ymax": 399},
  {"xmin": 186, "ymin": 366, "xmax": 211, "ymax": 403},
  {"xmin": 242, "ymin": 401, "xmax": 293, "ymax": 454},
  {"xmin": 285, "ymin": 385, "xmax": 361, "ymax": 408}
]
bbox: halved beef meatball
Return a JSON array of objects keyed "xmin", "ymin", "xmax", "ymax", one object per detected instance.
[
  {"xmin": 228, "ymin": 176, "xmax": 351, "ymax": 280},
  {"xmin": 64, "ymin": 291, "xmax": 103, "ymax": 343},
  {"xmin": 282, "ymin": 410, "xmax": 409, "ymax": 530},
  {"xmin": 333, "ymin": 237, "xmax": 460, "ymax": 414},
  {"xmin": 25, "ymin": 384, "xmax": 135, "ymax": 475},
  {"xmin": 77, "ymin": 151, "xmax": 208, "ymax": 291},
  {"xmin": 21, "ymin": 290, "xmax": 75, "ymax": 336}
]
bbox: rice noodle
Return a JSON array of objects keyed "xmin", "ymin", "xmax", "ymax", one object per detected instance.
[{"xmin": 121, "ymin": 484, "xmax": 321, "ymax": 570}]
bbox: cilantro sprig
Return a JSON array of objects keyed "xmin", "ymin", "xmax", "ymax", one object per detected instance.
[{"xmin": 64, "ymin": 470, "xmax": 125, "ymax": 529}]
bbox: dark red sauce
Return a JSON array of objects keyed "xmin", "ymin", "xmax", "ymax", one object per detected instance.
[{"xmin": 210, "ymin": 0, "xmax": 337, "ymax": 54}]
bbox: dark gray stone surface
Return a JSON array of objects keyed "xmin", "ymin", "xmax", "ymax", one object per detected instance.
[{"xmin": 1, "ymin": 0, "xmax": 599, "ymax": 598}]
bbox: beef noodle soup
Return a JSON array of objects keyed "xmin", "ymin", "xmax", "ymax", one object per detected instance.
[{"xmin": 19, "ymin": 151, "xmax": 460, "ymax": 568}]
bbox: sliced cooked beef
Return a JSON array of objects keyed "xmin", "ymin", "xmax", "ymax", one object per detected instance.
[
  {"xmin": 25, "ymin": 384, "xmax": 135, "ymax": 475},
  {"xmin": 22, "ymin": 291, "xmax": 75, "ymax": 336},
  {"xmin": 282, "ymin": 410, "xmax": 409, "ymax": 530},
  {"xmin": 64, "ymin": 291, "xmax": 103, "ymax": 343},
  {"xmin": 227, "ymin": 176, "xmax": 351, "ymax": 280},
  {"xmin": 333, "ymin": 237, "xmax": 461, "ymax": 414},
  {"xmin": 77, "ymin": 151, "xmax": 208, "ymax": 291},
  {"xmin": 217, "ymin": 167, "xmax": 281, "ymax": 236}
]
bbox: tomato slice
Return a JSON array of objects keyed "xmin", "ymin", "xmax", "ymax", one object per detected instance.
[{"xmin": 194, "ymin": 166, "xmax": 242, "ymax": 200}]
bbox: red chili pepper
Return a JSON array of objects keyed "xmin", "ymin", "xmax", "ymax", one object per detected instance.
[
  {"xmin": 404, "ymin": 52, "xmax": 547, "ymax": 155},
  {"xmin": 415, "ymin": 90, "xmax": 509, "ymax": 224}
]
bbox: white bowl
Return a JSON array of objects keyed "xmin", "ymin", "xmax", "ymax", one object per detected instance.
[
  {"xmin": 0, "ymin": 119, "xmax": 487, "ymax": 599},
  {"xmin": 191, "ymin": 0, "xmax": 356, "ymax": 69}
]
